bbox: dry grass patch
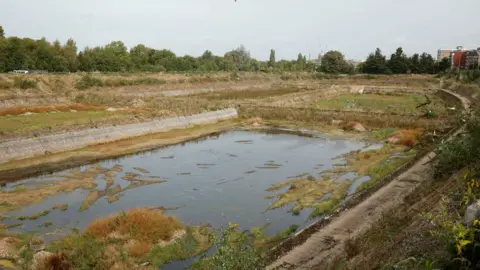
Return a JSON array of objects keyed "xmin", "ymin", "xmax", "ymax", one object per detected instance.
[
  {"xmin": 315, "ymin": 93, "xmax": 448, "ymax": 115},
  {"xmin": 387, "ymin": 128, "xmax": 424, "ymax": 147},
  {"xmin": 344, "ymin": 145, "xmax": 406, "ymax": 175},
  {"xmin": 191, "ymin": 87, "xmax": 304, "ymax": 100},
  {"xmin": 107, "ymin": 195, "xmax": 120, "ymax": 204},
  {"xmin": 0, "ymin": 104, "xmax": 104, "ymax": 117},
  {"xmin": 0, "ymin": 110, "xmax": 134, "ymax": 135},
  {"xmin": 86, "ymin": 208, "xmax": 184, "ymax": 243},
  {"xmin": 240, "ymin": 106, "xmax": 451, "ymax": 130},
  {"xmin": 0, "ymin": 165, "xmax": 122, "ymax": 213},
  {"xmin": 0, "ymin": 177, "xmax": 96, "ymax": 213},
  {"xmin": 124, "ymin": 240, "xmax": 152, "ymax": 258}
]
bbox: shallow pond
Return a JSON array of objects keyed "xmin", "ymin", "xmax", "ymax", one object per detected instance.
[{"xmin": 1, "ymin": 130, "xmax": 368, "ymax": 265}]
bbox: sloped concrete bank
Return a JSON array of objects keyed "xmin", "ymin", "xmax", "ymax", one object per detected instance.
[{"xmin": 0, "ymin": 108, "xmax": 238, "ymax": 164}]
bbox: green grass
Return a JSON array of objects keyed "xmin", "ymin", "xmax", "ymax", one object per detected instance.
[
  {"xmin": 372, "ymin": 128, "xmax": 398, "ymax": 139},
  {"xmin": 0, "ymin": 111, "xmax": 131, "ymax": 134},
  {"xmin": 356, "ymin": 151, "xmax": 416, "ymax": 192},
  {"xmin": 315, "ymin": 94, "xmax": 447, "ymax": 115},
  {"xmin": 140, "ymin": 226, "xmax": 211, "ymax": 267}
]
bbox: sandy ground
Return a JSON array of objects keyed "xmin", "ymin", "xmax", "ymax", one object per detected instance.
[{"xmin": 267, "ymin": 89, "xmax": 470, "ymax": 270}]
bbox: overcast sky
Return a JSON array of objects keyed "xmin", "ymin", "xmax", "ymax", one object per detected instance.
[{"xmin": 1, "ymin": 0, "xmax": 479, "ymax": 61}]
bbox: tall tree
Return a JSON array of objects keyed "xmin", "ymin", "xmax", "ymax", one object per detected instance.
[
  {"xmin": 130, "ymin": 44, "xmax": 150, "ymax": 71},
  {"xmin": 419, "ymin": 53, "xmax": 435, "ymax": 74},
  {"xmin": 103, "ymin": 41, "xmax": 130, "ymax": 72},
  {"xmin": 362, "ymin": 48, "xmax": 389, "ymax": 74},
  {"xmin": 409, "ymin": 53, "xmax": 420, "ymax": 74},
  {"xmin": 224, "ymin": 45, "xmax": 251, "ymax": 71},
  {"xmin": 297, "ymin": 53, "xmax": 305, "ymax": 70},
  {"xmin": 201, "ymin": 50, "xmax": 213, "ymax": 60},
  {"xmin": 268, "ymin": 49, "xmax": 276, "ymax": 68},
  {"xmin": 0, "ymin": 25, "xmax": 4, "ymax": 38},
  {"xmin": 436, "ymin": 57, "xmax": 451, "ymax": 73},
  {"xmin": 62, "ymin": 39, "xmax": 78, "ymax": 72},
  {"xmin": 388, "ymin": 47, "xmax": 409, "ymax": 74},
  {"xmin": 320, "ymin": 50, "xmax": 350, "ymax": 73}
]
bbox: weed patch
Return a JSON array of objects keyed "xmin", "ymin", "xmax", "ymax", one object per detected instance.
[
  {"xmin": 75, "ymin": 74, "xmax": 104, "ymax": 90},
  {"xmin": 13, "ymin": 77, "xmax": 37, "ymax": 89}
]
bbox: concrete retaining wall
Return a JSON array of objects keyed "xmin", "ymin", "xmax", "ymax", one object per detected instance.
[{"xmin": 0, "ymin": 108, "xmax": 238, "ymax": 164}]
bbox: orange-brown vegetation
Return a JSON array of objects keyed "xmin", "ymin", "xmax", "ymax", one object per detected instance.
[
  {"xmin": 86, "ymin": 208, "xmax": 184, "ymax": 243},
  {"xmin": 124, "ymin": 240, "xmax": 152, "ymax": 258},
  {"xmin": 387, "ymin": 128, "xmax": 424, "ymax": 147}
]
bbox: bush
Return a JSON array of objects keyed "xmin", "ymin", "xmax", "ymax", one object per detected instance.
[
  {"xmin": 435, "ymin": 114, "xmax": 480, "ymax": 177},
  {"xmin": 0, "ymin": 80, "xmax": 12, "ymax": 89},
  {"xmin": 75, "ymin": 74, "xmax": 104, "ymax": 90},
  {"xmin": 13, "ymin": 77, "xmax": 37, "ymax": 89}
]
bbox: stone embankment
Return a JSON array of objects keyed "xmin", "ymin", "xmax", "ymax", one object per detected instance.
[{"xmin": 0, "ymin": 109, "xmax": 238, "ymax": 164}]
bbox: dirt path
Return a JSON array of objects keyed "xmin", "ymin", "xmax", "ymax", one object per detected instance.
[{"xmin": 268, "ymin": 90, "xmax": 470, "ymax": 270}]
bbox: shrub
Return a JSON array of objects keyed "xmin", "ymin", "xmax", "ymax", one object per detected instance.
[
  {"xmin": 86, "ymin": 208, "xmax": 184, "ymax": 243},
  {"xmin": 0, "ymin": 80, "xmax": 12, "ymax": 89},
  {"xmin": 47, "ymin": 233, "xmax": 109, "ymax": 269},
  {"xmin": 13, "ymin": 77, "xmax": 37, "ymax": 89},
  {"xmin": 75, "ymin": 74, "xmax": 104, "ymax": 90},
  {"xmin": 435, "ymin": 115, "xmax": 480, "ymax": 177}
]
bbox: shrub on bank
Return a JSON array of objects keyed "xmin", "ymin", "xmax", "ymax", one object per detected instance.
[
  {"xmin": 13, "ymin": 77, "xmax": 37, "ymax": 89},
  {"xmin": 75, "ymin": 74, "xmax": 103, "ymax": 90}
]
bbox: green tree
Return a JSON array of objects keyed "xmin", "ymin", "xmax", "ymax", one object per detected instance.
[
  {"xmin": 77, "ymin": 48, "xmax": 97, "ymax": 71},
  {"xmin": 103, "ymin": 41, "xmax": 130, "ymax": 72},
  {"xmin": 0, "ymin": 38, "xmax": 7, "ymax": 71},
  {"xmin": 198, "ymin": 50, "xmax": 218, "ymax": 72},
  {"xmin": 51, "ymin": 55, "xmax": 69, "ymax": 72},
  {"xmin": 224, "ymin": 45, "xmax": 251, "ymax": 71},
  {"xmin": 268, "ymin": 49, "xmax": 276, "ymax": 68},
  {"xmin": 320, "ymin": 50, "xmax": 350, "ymax": 73},
  {"xmin": 62, "ymin": 38, "xmax": 78, "ymax": 72},
  {"xmin": 297, "ymin": 53, "xmax": 305, "ymax": 70},
  {"xmin": 201, "ymin": 50, "xmax": 213, "ymax": 60},
  {"xmin": 436, "ymin": 57, "xmax": 451, "ymax": 73},
  {"xmin": 419, "ymin": 52, "xmax": 435, "ymax": 74},
  {"xmin": 4, "ymin": 37, "xmax": 29, "ymax": 71},
  {"xmin": 130, "ymin": 44, "xmax": 150, "ymax": 71},
  {"xmin": 388, "ymin": 47, "xmax": 409, "ymax": 74},
  {"xmin": 409, "ymin": 53, "xmax": 420, "ymax": 74},
  {"xmin": 362, "ymin": 48, "xmax": 389, "ymax": 74},
  {"xmin": 0, "ymin": 25, "xmax": 4, "ymax": 38}
]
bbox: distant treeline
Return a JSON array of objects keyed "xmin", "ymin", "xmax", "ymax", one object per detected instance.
[{"xmin": 0, "ymin": 25, "xmax": 452, "ymax": 74}]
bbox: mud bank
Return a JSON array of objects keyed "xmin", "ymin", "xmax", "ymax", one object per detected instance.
[{"xmin": 0, "ymin": 109, "xmax": 238, "ymax": 164}]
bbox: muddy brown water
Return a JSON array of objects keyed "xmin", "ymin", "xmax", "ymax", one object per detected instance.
[{"xmin": 1, "ymin": 130, "xmax": 371, "ymax": 268}]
